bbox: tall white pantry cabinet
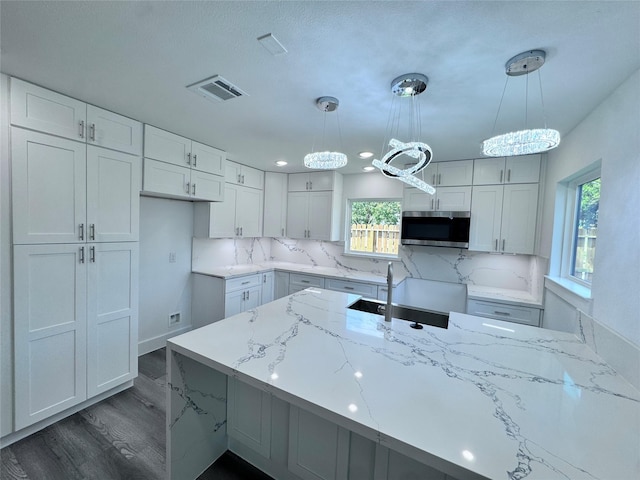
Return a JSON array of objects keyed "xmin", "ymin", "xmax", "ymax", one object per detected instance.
[{"xmin": 9, "ymin": 78, "xmax": 140, "ymax": 431}]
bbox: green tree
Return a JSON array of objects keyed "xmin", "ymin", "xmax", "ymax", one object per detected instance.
[
  {"xmin": 351, "ymin": 201, "xmax": 401, "ymax": 225},
  {"xmin": 578, "ymin": 178, "xmax": 600, "ymax": 228}
]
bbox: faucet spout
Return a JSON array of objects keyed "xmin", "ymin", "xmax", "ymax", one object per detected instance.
[{"xmin": 385, "ymin": 262, "xmax": 393, "ymax": 322}]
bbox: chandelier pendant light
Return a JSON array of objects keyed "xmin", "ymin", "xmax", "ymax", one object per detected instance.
[
  {"xmin": 372, "ymin": 73, "xmax": 436, "ymax": 195},
  {"xmin": 482, "ymin": 50, "xmax": 560, "ymax": 157},
  {"xmin": 304, "ymin": 96, "xmax": 348, "ymax": 169}
]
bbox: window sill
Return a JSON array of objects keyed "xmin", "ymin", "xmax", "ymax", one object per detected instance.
[
  {"xmin": 342, "ymin": 251, "xmax": 400, "ymax": 261},
  {"xmin": 545, "ymin": 276, "xmax": 592, "ymax": 300}
]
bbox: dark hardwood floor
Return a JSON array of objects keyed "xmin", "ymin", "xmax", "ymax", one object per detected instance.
[{"xmin": 1, "ymin": 348, "xmax": 273, "ymax": 480}]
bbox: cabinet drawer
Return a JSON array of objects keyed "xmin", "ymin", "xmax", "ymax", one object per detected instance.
[
  {"xmin": 326, "ymin": 278, "xmax": 377, "ymax": 297},
  {"xmin": 226, "ymin": 274, "xmax": 262, "ymax": 293},
  {"xmin": 466, "ymin": 299, "xmax": 541, "ymax": 327},
  {"xmin": 289, "ymin": 273, "xmax": 325, "ymax": 289}
]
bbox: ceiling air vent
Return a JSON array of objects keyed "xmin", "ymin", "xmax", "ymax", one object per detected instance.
[{"xmin": 186, "ymin": 75, "xmax": 248, "ymax": 102}]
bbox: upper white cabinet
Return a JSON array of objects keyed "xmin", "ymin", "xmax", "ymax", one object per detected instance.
[
  {"xmin": 422, "ymin": 160, "xmax": 474, "ymax": 186},
  {"xmin": 263, "ymin": 172, "xmax": 288, "ymax": 237},
  {"xmin": 194, "ymin": 183, "xmax": 263, "ymax": 238},
  {"xmin": 11, "ymin": 128, "xmax": 140, "ymax": 244},
  {"xmin": 403, "ymin": 186, "xmax": 472, "ymax": 211},
  {"xmin": 288, "ymin": 171, "xmax": 336, "ymax": 191},
  {"xmin": 286, "ymin": 172, "xmax": 343, "ymax": 241},
  {"xmin": 473, "ymin": 155, "xmax": 541, "ymax": 185},
  {"xmin": 142, "ymin": 125, "xmax": 225, "ymax": 202},
  {"xmin": 469, "ymin": 183, "xmax": 539, "ymax": 254},
  {"xmin": 11, "ymin": 78, "xmax": 142, "ymax": 155},
  {"xmin": 226, "ymin": 160, "xmax": 264, "ymax": 190}
]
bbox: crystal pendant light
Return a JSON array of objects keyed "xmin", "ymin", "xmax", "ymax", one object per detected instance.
[
  {"xmin": 372, "ymin": 73, "xmax": 436, "ymax": 194},
  {"xmin": 304, "ymin": 97, "xmax": 347, "ymax": 169},
  {"xmin": 482, "ymin": 50, "xmax": 560, "ymax": 157}
]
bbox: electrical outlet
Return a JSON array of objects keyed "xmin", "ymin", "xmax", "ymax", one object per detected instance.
[
  {"xmin": 169, "ymin": 252, "xmax": 176, "ymax": 263},
  {"xmin": 169, "ymin": 312, "xmax": 181, "ymax": 325}
]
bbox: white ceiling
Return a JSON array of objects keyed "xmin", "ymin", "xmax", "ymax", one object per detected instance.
[{"xmin": 1, "ymin": 1, "xmax": 639, "ymax": 174}]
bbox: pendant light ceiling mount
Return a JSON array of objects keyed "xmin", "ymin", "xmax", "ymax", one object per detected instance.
[
  {"xmin": 390, "ymin": 73, "xmax": 429, "ymax": 97},
  {"xmin": 505, "ymin": 50, "xmax": 546, "ymax": 76},
  {"xmin": 304, "ymin": 96, "xmax": 347, "ymax": 170}
]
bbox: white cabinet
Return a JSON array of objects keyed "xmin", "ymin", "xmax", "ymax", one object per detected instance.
[
  {"xmin": 12, "ymin": 128, "xmax": 140, "ymax": 244},
  {"xmin": 473, "ymin": 155, "xmax": 541, "ymax": 185},
  {"xmin": 275, "ymin": 271, "xmax": 290, "ymax": 300},
  {"xmin": 466, "ymin": 299, "xmax": 542, "ymax": 327},
  {"xmin": 421, "ymin": 160, "xmax": 473, "ymax": 186},
  {"xmin": 288, "ymin": 171, "xmax": 336, "ymax": 191},
  {"xmin": 227, "ymin": 377, "xmax": 272, "ymax": 458},
  {"xmin": 226, "ymin": 160, "xmax": 264, "ymax": 190},
  {"xmin": 263, "ymin": 172, "xmax": 288, "ymax": 237},
  {"xmin": 142, "ymin": 125, "xmax": 225, "ymax": 201},
  {"xmin": 469, "ymin": 183, "xmax": 538, "ymax": 254},
  {"xmin": 325, "ymin": 278, "xmax": 377, "ymax": 298},
  {"xmin": 11, "ymin": 78, "xmax": 142, "ymax": 155},
  {"xmin": 225, "ymin": 273, "xmax": 262, "ymax": 317},
  {"xmin": 13, "ymin": 242, "xmax": 138, "ymax": 429},
  {"xmin": 193, "ymin": 183, "xmax": 263, "ymax": 238},
  {"xmin": 261, "ymin": 271, "xmax": 274, "ymax": 304},
  {"xmin": 403, "ymin": 186, "xmax": 472, "ymax": 211},
  {"xmin": 289, "ymin": 273, "xmax": 325, "ymax": 294}
]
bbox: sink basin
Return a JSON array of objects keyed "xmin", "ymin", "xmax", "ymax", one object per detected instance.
[{"xmin": 348, "ymin": 298, "xmax": 449, "ymax": 329}]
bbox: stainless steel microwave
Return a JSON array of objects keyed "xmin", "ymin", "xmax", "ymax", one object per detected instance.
[{"xmin": 401, "ymin": 211, "xmax": 471, "ymax": 248}]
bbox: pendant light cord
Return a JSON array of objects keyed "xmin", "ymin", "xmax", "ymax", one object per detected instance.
[
  {"xmin": 537, "ymin": 69, "xmax": 549, "ymax": 129},
  {"xmin": 489, "ymin": 76, "xmax": 510, "ymax": 137}
]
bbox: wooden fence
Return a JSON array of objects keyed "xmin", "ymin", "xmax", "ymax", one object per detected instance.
[
  {"xmin": 574, "ymin": 227, "xmax": 597, "ymax": 282},
  {"xmin": 350, "ymin": 224, "xmax": 400, "ymax": 254}
]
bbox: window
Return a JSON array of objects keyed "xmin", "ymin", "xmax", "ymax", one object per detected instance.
[
  {"xmin": 570, "ymin": 176, "xmax": 600, "ymax": 283},
  {"xmin": 346, "ymin": 199, "xmax": 401, "ymax": 257}
]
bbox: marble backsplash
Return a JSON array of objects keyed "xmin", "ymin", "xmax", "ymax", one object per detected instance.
[{"xmin": 192, "ymin": 237, "xmax": 545, "ymax": 297}]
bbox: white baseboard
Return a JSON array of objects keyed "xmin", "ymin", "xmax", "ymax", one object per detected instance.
[{"xmin": 138, "ymin": 326, "xmax": 193, "ymax": 356}]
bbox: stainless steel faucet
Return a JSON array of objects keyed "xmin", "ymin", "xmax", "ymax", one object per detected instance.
[{"xmin": 385, "ymin": 262, "xmax": 393, "ymax": 322}]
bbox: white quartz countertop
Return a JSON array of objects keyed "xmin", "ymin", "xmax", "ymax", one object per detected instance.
[
  {"xmin": 168, "ymin": 289, "xmax": 639, "ymax": 480},
  {"xmin": 192, "ymin": 261, "xmax": 406, "ymax": 286},
  {"xmin": 466, "ymin": 285, "xmax": 543, "ymax": 308}
]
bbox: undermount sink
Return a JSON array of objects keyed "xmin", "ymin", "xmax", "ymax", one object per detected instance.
[{"xmin": 348, "ymin": 298, "xmax": 449, "ymax": 329}]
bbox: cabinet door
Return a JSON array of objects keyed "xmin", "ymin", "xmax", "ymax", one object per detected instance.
[
  {"xmin": 239, "ymin": 164, "xmax": 264, "ymax": 190},
  {"xmin": 87, "ymin": 105, "xmax": 142, "ymax": 155},
  {"xmin": 225, "ymin": 160, "xmax": 242, "ymax": 184},
  {"xmin": 469, "ymin": 185, "xmax": 503, "ymax": 252},
  {"xmin": 403, "ymin": 187, "xmax": 435, "ymax": 211},
  {"xmin": 436, "ymin": 160, "xmax": 473, "ymax": 186},
  {"xmin": 87, "ymin": 146, "xmax": 140, "ymax": 242},
  {"xmin": 207, "ymin": 185, "xmax": 238, "ymax": 237},
  {"xmin": 10, "ymin": 78, "xmax": 87, "ymax": 141},
  {"xmin": 288, "ymin": 173, "xmax": 310, "ymax": 192},
  {"xmin": 143, "ymin": 125, "xmax": 190, "ymax": 167},
  {"xmin": 87, "ymin": 243, "xmax": 139, "ymax": 397},
  {"xmin": 224, "ymin": 289, "xmax": 245, "ymax": 318},
  {"xmin": 190, "ymin": 170, "xmax": 225, "ymax": 202},
  {"xmin": 307, "ymin": 191, "xmax": 333, "ymax": 240},
  {"xmin": 505, "ymin": 155, "xmax": 541, "ymax": 184},
  {"xmin": 286, "ymin": 192, "xmax": 309, "ymax": 239},
  {"xmin": 473, "ymin": 157, "xmax": 505, "ymax": 185},
  {"xmin": 435, "ymin": 186, "xmax": 472, "ymax": 211},
  {"xmin": 307, "ymin": 171, "xmax": 335, "ymax": 191},
  {"xmin": 191, "ymin": 141, "xmax": 225, "ymax": 176},
  {"xmin": 13, "ymin": 244, "xmax": 88, "ymax": 429},
  {"xmin": 501, "ymin": 183, "xmax": 538, "ymax": 254},
  {"xmin": 261, "ymin": 272, "xmax": 274, "ymax": 304},
  {"xmin": 12, "ymin": 128, "xmax": 87, "ymax": 244},
  {"xmin": 263, "ymin": 172, "xmax": 288, "ymax": 237},
  {"xmin": 274, "ymin": 271, "xmax": 290, "ymax": 300},
  {"xmin": 422, "ymin": 163, "xmax": 438, "ymax": 186},
  {"xmin": 236, "ymin": 186, "xmax": 263, "ymax": 237},
  {"xmin": 142, "ymin": 158, "xmax": 190, "ymax": 199},
  {"xmin": 227, "ymin": 378, "xmax": 272, "ymax": 458},
  {"xmin": 244, "ymin": 286, "xmax": 262, "ymax": 311}
]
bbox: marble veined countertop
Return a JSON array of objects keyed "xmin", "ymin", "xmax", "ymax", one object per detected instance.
[
  {"xmin": 192, "ymin": 261, "xmax": 407, "ymax": 286},
  {"xmin": 168, "ymin": 289, "xmax": 639, "ymax": 480},
  {"xmin": 466, "ymin": 285, "xmax": 543, "ymax": 308}
]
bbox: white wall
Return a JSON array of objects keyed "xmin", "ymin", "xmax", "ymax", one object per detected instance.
[
  {"xmin": 1, "ymin": 74, "xmax": 14, "ymax": 436},
  {"xmin": 138, "ymin": 197, "xmax": 194, "ymax": 354},
  {"xmin": 540, "ymin": 69, "xmax": 640, "ymax": 346}
]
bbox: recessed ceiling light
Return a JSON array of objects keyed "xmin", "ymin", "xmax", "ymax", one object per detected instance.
[
  {"xmin": 275, "ymin": 160, "xmax": 288, "ymax": 167},
  {"xmin": 362, "ymin": 166, "xmax": 375, "ymax": 172},
  {"xmin": 359, "ymin": 151, "xmax": 374, "ymax": 159}
]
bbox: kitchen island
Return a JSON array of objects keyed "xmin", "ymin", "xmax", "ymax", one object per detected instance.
[{"xmin": 167, "ymin": 289, "xmax": 639, "ymax": 480}]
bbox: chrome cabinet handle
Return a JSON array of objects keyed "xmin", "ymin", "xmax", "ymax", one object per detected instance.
[
  {"xmin": 240, "ymin": 227, "xmax": 243, "ymax": 236},
  {"xmin": 301, "ymin": 280, "xmax": 310, "ymax": 284},
  {"xmin": 493, "ymin": 310, "xmax": 511, "ymax": 316},
  {"xmin": 500, "ymin": 169, "xmax": 504, "ymax": 183},
  {"xmin": 79, "ymin": 223, "xmax": 84, "ymax": 241},
  {"xmin": 242, "ymin": 291, "xmax": 246, "ymax": 300},
  {"xmin": 438, "ymin": 173, "xmax": 441, "ymax": 185},
  {"xmin": 79, "ymin": 246, "xmax": 85, "ymax": 264},
  {"xmin": 431, "ymin": 198, "xmax": 434, "ymax": 210},
  {"xmin": 79, "ymin": 121, "xmax": 85, "ymax": 138},
  {"xmin": 437, "ymin": 198, "xmax": 440, "ymax": 210},
  {"xmin": 432, "ymin": 174, "xmax": 436, "ymax": 184},
  {"xmin": 242, "ymin": 280, "xmax": 250, "ymax": 285},
  {"xmin": 263, "ymin": 275, "xmax": 267, "ymax": 283},
  {"xmin": 241, "ymin": 175, "xmax": 245, "ymax": 184},
  {"xmin": 495, "ymin": 239, "xmax": 498, "ymax": 251},
  {"xmin": 187, "ymin": 152, "xmax": 191, "ymax": 165},
  {"xmin": 306, "ymin": 181, "xmax": 309, "ymax": 190},
  {"xmin": 502, "ymin": 239, "xmax": 506, "ymax": 251},
  {"xmin": 237, "ymin": 174, "xmax": 242, "ymax": 183},
  {"xmin": 281, "ymin": 228, "xmax": 285, "ymax": 237},
  {"xmin": 90, "ymin": 246, "xmax": 95, "ymax": 263},
  {"xmin": 309, "ymin": 181, "xmax": 312, "ymax": 190},
  {"xmin": 192, "ymin": 183, "xmax": 196, "ymax": 195},
  {"xmin": 90, "ymin": 123, "xmax": 96, "ymax": 141},
  {"xmin": 507, "ymin": 169, "xmax": 511, "ymax": 182},
  {"xmin": 90, "ymin": 224, "xmax": 95, "ymax": 240},
  {"xmin": 344, "ymin": 286, "xmax": 354, "ymax": 291},
  {"xmin": 193, "ymin": 154, "xmax": 197, "ymax": 167},
  {"xmin": 246, "ymin": 290, "xmax": 250, "ymax": 300}
]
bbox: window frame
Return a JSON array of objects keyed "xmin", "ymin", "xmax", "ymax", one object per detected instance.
[
  {"xmin": 344, "ymin": 198, "xmax": 402, "ymax": 260},
  {"xmin": 560, "ymin": 168, "xmax": 601, "ymax": 288}
]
